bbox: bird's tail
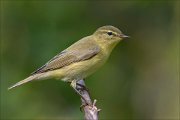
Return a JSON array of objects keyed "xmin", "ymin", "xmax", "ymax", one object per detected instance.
[{"xmin": 8, "ymin": 74, "xmax": 41, "ymax": 90}]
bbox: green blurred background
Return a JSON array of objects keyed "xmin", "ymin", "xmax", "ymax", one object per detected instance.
[{"xmin": 1, "ymin": 0, "xmax": 179, "ymax": 119}]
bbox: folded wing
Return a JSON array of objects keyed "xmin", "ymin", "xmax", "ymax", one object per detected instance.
[{"xmin": 31, "ymin": 38, "xmax": 100, "ymax": 75}]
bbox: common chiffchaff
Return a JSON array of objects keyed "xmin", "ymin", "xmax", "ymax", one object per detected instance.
[{"xmin": 8, "ymin": 25, "xmax": 128, "ymax": 90}]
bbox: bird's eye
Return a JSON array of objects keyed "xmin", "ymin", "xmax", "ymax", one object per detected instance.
[{"xmin": 107, "ymin": 31, "xmax": 113, "ymax": 36}]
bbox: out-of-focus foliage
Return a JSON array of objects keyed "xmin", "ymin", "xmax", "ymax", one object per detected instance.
[{"xmin": 1, "ymin": 0, "xmax": 179, "ymax": 119}]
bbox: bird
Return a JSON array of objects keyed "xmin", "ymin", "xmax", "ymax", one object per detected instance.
[{"xmin": 8, "ymin": 25, "xmax": 128, "ymax": 91}]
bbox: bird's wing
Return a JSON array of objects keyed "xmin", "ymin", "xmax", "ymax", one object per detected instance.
[{"xmin": 31, "ymin": 39, "xmax": 100, "ymax": 75}]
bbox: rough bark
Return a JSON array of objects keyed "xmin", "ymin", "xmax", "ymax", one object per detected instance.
[{"xmin": 76, "ymin": 80, "xmax": 101, "ymax": 120}]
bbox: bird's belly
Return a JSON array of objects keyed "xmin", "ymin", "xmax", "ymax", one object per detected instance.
[{"xmin": 60, "ymin": 54, "xmax": 108, "ymax": 82}]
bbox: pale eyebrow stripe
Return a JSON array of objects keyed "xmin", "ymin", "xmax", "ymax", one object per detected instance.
[{"xmin": 99, "ymin": 30, "xmax": 117, "ymax": 35}]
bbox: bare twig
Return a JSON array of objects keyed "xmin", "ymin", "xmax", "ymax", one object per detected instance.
[{"xmin": 76, "ymin": 80, "xmax": 101, "ymax": 120}]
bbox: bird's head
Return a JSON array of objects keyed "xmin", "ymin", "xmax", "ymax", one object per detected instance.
[
  {"xmin": 93, "ymin": 25, "xmax": 129, "ymax": 49},
  {"xmin": 94, "ymin": 25, "xmax": 128, "ymax": 41}
]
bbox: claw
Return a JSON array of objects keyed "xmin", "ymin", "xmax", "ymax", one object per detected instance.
[{"xmin": 80, "ymin": 103, "xmax": 88, "ymax": 112}]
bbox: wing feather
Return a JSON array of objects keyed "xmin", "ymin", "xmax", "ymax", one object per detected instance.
[{"xmin": 31, "ymin": 37, "xmax": 99, "ymax": 75}]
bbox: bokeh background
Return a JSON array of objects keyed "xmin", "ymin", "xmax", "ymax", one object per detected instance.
[{"xmin": 1, "ymin": 0, "xmax": 179, "ymax": 119}]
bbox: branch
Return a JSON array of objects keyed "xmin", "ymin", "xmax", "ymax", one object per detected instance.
[{"xmin": 76, "ymin": 80, "xmax": 101, "ymax": 120}]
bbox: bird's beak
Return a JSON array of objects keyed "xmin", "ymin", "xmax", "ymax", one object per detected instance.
[{"xmin": 119, "ymin": 34, "xmax": 129, "ymax": 38}]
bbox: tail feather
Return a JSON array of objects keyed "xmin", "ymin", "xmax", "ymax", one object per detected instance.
[{"xmin": 8, "ymin": 74, "xmax": 40, "ymax": 90}]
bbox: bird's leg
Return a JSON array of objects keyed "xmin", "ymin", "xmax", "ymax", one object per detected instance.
[{"xmin": 70, "ymin": 80, "xmax": 88, "ymax": 104}]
